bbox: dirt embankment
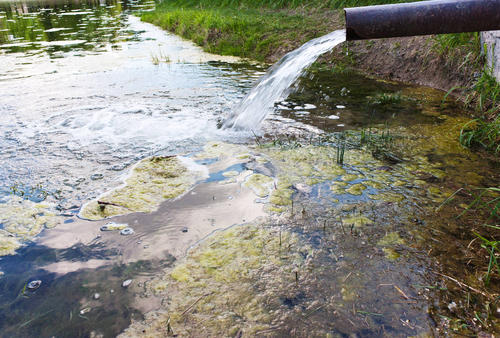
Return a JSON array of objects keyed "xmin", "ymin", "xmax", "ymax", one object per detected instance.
[
  {"xmin": 329, "ymin": 36, "xmax": 478, "ymax": 97},
  {"xmin": 265, "ymin": 8, "xmax": 479, "ymax": 101}
]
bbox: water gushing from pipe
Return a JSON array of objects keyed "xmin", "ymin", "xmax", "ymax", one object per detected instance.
[{"xmin": 223, "ymin": 29, "xmax": 346, "ymax": 130}]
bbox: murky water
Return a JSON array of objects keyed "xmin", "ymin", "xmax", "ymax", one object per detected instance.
[{"xmin": 1, "ymin": 0, "xmax": 499, "ymax": 337}]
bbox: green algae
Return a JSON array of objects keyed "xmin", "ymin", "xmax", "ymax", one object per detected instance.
[
  {"xmin": 346, "ymin": 183, "xmax": 367, "ymax": 196},
  {"xmin": 382, "ymin": 247, "xmax": 401, "ymax": 260},
  {"xmin": 342, "ymin": 215, "xmax": 373, "ymax": 227},
  {"xmin": 0, "ymin": 196, "xmax": 60, "ymax": 256},
  {"xmin": 377, "ymin": 232, "xmax": 405, "ymax": 246},
  {"xmin": 121, "ymin": 224, "xmax": 308, "ymax": 337},
  {"xmin": 80, "ymin": 156, "xmax": 201, "ymax": 220},
  {"xmin": 243, "ymin": 173, "xmax": 274, "ymax": 198}
]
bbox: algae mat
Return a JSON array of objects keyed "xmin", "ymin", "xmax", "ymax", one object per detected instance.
[
  {"xmin": 0, "ymin": 196, "xmax": 60, "ymax": 256},
  {"xmin": 79, "ymin": 156, "xmax": 206, "ymax": 220}
]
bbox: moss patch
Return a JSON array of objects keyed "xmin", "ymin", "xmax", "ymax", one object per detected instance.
[
  {"xmin": 244, "ymin": 173, "xmax": 274, "ymax": 198},
  {"xmin": 0, "ymin": 196, "xmax": 60, "ymax": 256},
  {"xmin": 80, "ymin": 156, "xmax": 201, "ymax": 220}
]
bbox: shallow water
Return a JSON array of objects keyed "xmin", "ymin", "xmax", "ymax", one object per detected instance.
[{"xmin": 0, "ymin": 0, "xmax": 499, "ymax": 337}]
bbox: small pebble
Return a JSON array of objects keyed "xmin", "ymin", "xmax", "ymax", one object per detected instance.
[
  {"xmin": 122, "ymin": 279, "xmax": 132, "ymax": 288},
  {"xmin": 80, "ymin": 307, "xmax": 91, "ymax": 315},
  {"xmin": 27, "ymin": 280, "xmax": 42, "ymax": 290},
  {"xmin": 120, "ymin": 228, "xmax": 135, "ymax": 236}
]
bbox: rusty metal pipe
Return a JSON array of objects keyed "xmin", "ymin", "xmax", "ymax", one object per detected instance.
[{"xmin": 345, "ymin": 0, "xmax": 500, "ymax": 41}]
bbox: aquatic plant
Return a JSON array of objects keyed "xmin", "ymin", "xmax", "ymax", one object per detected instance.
[
  {"xmin": 150, "ymin": 50, "xmax": 172, "ymax": 65},
  {"xmin": 474, "ymin": 232, "xmax": 500, "ymax": 286},
  {"xmin": 460, "ymin": 115, "xmax": 500, "ymax": 153},
  {"xmin": 367, "ymin": 92, "xmax": 403, "ymax": 105},
  {"xmin": 438, "ymin": 186, "xmax": 500, "ymax": 285}
]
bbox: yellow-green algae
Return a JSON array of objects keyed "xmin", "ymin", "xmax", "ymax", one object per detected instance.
[
  {"xmin": 195, "ymin": 141, "xmax": 254, "ymax": 161},
  {"xmin": 268, "ymin": 177, "xmax": 293, "ymax": 206},
  {"xmin": 382, "ymin": 247, "xmax": 401, "ymax": 260},
  {"xmin": 377, "ymin": 231, "xmax": 406, "ymax": 261},
  {"xmin": 342, "ymin": 215, "xmax": 373, "ymax": 227},
  {"xmin": 341, "ymin": 173, "xmax": 360, "ymax": 182},
  {"xmin": 346, "ymin": 183, "xmax": 367, "ymax": 196},
  {"xmin": 369, "ymin": 192, "xmax": 405, "ymax": 203},
  {"xmin": 121, "ymin": 224, "xmax": 309, "ymax": 337},
  {"xmin": 222, "ymin": 170, "xmax": 239, "ymax": 177},
  {"xmin": 377, "ymin": 232, "xmax": 405, "ymax": 246},
  {"xmin": 80, "ymin": 156, "xmax": 199, "ymax": 220},
  {"xmin": 243, "ymin": 173, "xmax": 274, "ymax": 198},
  {"xmin": 0, "ymin": 230, "xmax": 21, "ymax": 256},
  {"xmin": 0, "ymin": 196, "xmax": 60, "ymax": 256}
]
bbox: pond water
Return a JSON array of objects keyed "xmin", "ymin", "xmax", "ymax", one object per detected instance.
[{"xmin": 1, "ymin": 0, "xmax": 499, "ymax": 337}]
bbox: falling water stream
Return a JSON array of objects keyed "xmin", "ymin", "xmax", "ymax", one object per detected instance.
[{"xmin": 223, "ymin": 29, "xmax": 346, "ymax": 130}]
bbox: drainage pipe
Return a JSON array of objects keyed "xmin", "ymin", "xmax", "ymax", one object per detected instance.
[{"xmin": 345, "ymin": 0, "xmax": 500, "ymax": 41}]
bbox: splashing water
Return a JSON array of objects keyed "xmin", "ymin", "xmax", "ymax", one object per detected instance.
[{"xmin": 223, "ymin": 29, "xmax": 346, "ymax": 130}]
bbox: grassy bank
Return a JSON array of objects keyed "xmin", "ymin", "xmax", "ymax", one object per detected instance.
[{"xmin": 141, "ymin": 2, "xmax": 342, "ymax": 61}]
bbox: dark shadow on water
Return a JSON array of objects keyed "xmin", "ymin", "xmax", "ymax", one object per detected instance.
[{"xmin": 0, "ymin": 242, "xmax": 175, "ymax": 337}]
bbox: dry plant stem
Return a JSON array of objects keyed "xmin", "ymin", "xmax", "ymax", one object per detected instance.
[
  {"xmin": 181, "ymin": 292, "xmax": 212, "ymax": 317},
  {"xmin": 436, "ymin": 272, "xmax": 496, "ymax": 300}
]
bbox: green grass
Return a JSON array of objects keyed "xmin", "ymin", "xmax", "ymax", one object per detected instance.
[
  {"xmin": 160, "ymin": 0, "xmax": 418, "ymax": 10},
  {"xmin": 141, "ymin": 0, "xmax": 421, "ymax": 61},
  {"xmin": 433, "ymin": 32, "xmax": 481, "ymax": 61},
  {"xmin": 459, "ymin": 68, "xmax": 500, "ymax": 153},
  {"xmin": 141, "ymin": 3, "xmax": 333, "ymax": 61}
]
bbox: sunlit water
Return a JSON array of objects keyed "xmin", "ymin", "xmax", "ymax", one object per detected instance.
[
  {"xmin": 0, "ymin": 0, "xmax": 262, "ymax": 209},
  {"xmin": 223, "ymin": 29, "xmax": 346, "ymax": 130}
]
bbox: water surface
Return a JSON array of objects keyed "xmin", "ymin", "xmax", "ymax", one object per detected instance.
[{"xmin": 0, "ymin": 1, "xmax": 498, "ymax": 336}]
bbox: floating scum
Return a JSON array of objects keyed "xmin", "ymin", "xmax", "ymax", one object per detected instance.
[
  {"xmin": 79, "ymin": 156, "xmax": 207, "ymax": 220},
  {"xmin": 0, "ymin": 196, "xmax": 60, "ymax": 256}
]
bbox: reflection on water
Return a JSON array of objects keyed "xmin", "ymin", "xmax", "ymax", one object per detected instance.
[{"xmin": 0, "ymin": 0, "xmax": 153, "ymax": 55}]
